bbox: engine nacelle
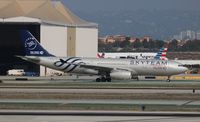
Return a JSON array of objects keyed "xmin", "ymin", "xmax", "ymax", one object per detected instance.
[{"xmin": 110, "ymin": 71, "xmax": 132, "ymax": 79}]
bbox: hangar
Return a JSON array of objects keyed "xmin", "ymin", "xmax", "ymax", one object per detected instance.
[{"xmin": 0, "ymin": 0, "xmax": 98, "ymax": 76}]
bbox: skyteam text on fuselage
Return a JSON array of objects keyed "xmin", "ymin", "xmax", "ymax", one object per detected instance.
[{"xmin": 17, "ymin": 30, "xmax": 188, "ymax": 82}]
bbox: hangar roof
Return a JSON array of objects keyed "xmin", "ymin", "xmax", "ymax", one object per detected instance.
[{"xmin": 0, "ymin": 0, "xmax": 97, "ymax": 27}]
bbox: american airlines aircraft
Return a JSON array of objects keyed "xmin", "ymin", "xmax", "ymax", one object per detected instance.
[
  {"xmin": 98, "ymin": 47, "xmax": 168, "ymax": 60},
  {"xmin": 17, "ymin": 30, "xmax": 188, "ymax": 82},
  {"xmin": 154, "ymin": 47, "xmax": 168, "ymax": 60}
]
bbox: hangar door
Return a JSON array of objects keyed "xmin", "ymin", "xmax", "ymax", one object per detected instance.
[{"xmin": 0, "ymin": 23, "xmax": 40, "ymax": 75}]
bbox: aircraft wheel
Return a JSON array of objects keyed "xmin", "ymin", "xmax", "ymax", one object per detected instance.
[
  {"xmin": 106, "ymin": 77, "xmax": 111, "ymax": 82},
  {"xmin": 167, "ymin": 76, "xmax": 171, "ymax": 82},
  {"xmin": 101, "ymin": 77, "xmax": 106, "ymax": 82},
  {"xmin": 167, "ymin": 79, "xmax": 171, "ymax": 82},
  {"xmin": 96, "ymin": 78, "xmax": 101, "ymax": 82}
]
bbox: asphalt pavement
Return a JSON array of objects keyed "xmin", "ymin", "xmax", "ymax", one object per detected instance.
[{"xmin": 0, "ymin": 110, "xmax": 200, "ymax": 122}]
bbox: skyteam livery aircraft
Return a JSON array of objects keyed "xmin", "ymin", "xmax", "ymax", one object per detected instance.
[{"xmin": 17, "ymin": 30, "xmax": 188, "ymax": 82}]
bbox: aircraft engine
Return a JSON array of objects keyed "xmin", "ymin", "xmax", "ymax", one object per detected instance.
[{"xmin": 110, "ymin": 71, "xmax": 132, "ymax": 79}]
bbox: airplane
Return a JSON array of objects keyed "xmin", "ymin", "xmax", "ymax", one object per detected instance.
[
  {"xmin": 97, "ymin": 47, "xmax": 168, "ymax": 60},
  {"xmin": 17, "ymin": 30, "xmax": 188, "ymax": 82}
]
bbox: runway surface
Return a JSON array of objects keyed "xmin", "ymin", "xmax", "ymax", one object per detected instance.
[
  {"xmin": 0, "ymin": 88, "xmax": 199, "ymax": 94},
  {"xmin": 1, "ymin": 115, "xmax": 200, "ymax": 122},
  {"xmin": 1, "ymin": 76, "xmax": 200, "ymax": 121},
  {"xmin": 0, "ymin": 99, "xmax": 200, "ymax": 106},
  {"xmin": 0, "ymin": 110, "xmax": 200, "ymax": 122},
  {"xmin": 1, "ymin": 75, "xmax": 200, "ymax": 83}
]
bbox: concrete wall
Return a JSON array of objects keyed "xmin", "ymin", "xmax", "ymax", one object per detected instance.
[
  {"xmin": 67, "ymin": 27, "xmax": 76, "ymax": 57},
  {"xmin": 40, "ymin": 24, "xmax": 67, "ymax": 76},
  {"xmin": 75, "ymin": 27, "xmax": 98, "ymax": 57}
]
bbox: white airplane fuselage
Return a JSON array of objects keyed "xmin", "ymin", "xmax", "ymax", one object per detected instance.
[{"xmin": 21, "ymin": 56, "xmax": 188, "ymax": 79}]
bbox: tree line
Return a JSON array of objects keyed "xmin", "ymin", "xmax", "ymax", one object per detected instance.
[{"xmin": 98, "ymin": 38, "xmax": 200, "ymax": 52}]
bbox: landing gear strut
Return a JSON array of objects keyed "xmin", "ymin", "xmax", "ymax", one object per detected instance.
[{"xmin": 167, "ymin": 76, "xmax": 171, "ymax": 82}]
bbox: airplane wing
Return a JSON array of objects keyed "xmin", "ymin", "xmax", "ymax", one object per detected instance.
[
  {"xmin": 176, "ymin": 60, "xmax": 200, "ymax": 68},
  {"xmin": 80, "ymin": 64, "xmax": 113, "ymax": 72},
  {"xmin": 68, "ymin": 62, "xmax": 132, "ymax": 72},
  {"xmin": 79, "ymin": 64, "xmax": 133, "ymax": 73}
]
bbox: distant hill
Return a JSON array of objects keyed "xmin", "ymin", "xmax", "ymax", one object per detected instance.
[{"xmin": 75, "ymin": 10, "xmax": 200, "ymax": 39}]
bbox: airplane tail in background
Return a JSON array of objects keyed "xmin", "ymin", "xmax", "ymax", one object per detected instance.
[
  {"xmin": 154, "ymin": 47, "xmax": 168, "ymax": 60},
  {"xmin": 97, "ymin": 53, "xmax": 105, "ymax": 58},
  {"xmin": 19, "ymin": 30, "xmax": 54, "ymax": 57}
]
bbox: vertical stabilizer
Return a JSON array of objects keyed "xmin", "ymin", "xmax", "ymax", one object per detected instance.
[
  {"xmin": 154, "ymin": 47, "xmax": 168, "ymax": 60},
  {"xmin": 19, "ymin": 30, "xmax": 54, "ymax": 57}
]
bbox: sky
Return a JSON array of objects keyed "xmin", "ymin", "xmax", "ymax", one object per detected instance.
[
  {"xmin": 61, "ymin": 0, "xmax": 200, "ymax": 38},
  {"xmin": 63, "ymin": 0, "xmax": 200, "ymax": 12}
]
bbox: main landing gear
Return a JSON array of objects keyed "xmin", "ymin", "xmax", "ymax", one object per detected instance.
[{"xmin": 96, "ymin": 76, "xmax": 111, "ymax": 82}]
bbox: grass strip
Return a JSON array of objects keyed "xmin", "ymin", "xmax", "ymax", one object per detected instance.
[
  {"xmin": 0, "ymin": 103, "xmax": 200, "ymax": 111},
  {"xmin": 1, "ymin": 82, "xmax": 200, "ymax": 89},
  {"xmin": 0, "ymin": 93, "xmax": 200, "ymax": 100}
]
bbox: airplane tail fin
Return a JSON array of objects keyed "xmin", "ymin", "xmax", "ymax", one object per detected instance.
[
  {"xmin": 19, "ymin": 30, "xmax": 54, "ymax": 57},
  {"xmin": 97, "ymin": 53, "xmax": 105, "ymax": 58},
  {"xmin": 154, "ymin": 47, "xmax": 168, "ymax": 60}
]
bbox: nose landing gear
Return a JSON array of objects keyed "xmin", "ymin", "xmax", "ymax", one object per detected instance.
[{"xmin": 167, "ymin": 76, "xmax": 171, "ymax": 82}]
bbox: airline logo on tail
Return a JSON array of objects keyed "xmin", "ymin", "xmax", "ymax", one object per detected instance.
[
  {"xmin": 20, "ymin": 30, "xmax": 54, "ymax": 57},
  {"xmin": 97, "ymin": 53, "xmax": 105, "ymax": 58},
  {"xmin": 154, "ymin": 47, "xmax": 168, "ymax": 60},
  {"xmin": 25, "ymin": 37, "xmax": 37, "ymax": 50}
]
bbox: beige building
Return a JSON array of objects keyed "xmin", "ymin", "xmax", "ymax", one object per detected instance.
[{"xmin": 0, "ymin": 0, "xmax": 98, "ymax": 76}]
